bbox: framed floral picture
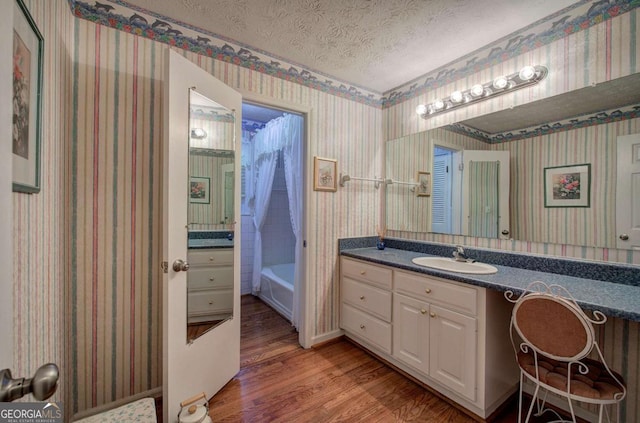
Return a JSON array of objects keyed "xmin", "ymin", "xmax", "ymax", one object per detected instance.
[
  {"xmin": 543, "ymin": 163, "xmax": 591, "ymax": 208},
  {"xmin": 12, "ymin": 0, "xmax": 43, "ymax": 193},
  {"xmin": 313, "ymin": 156, "xmax": 337, "ymax": 192},
  {"xmin": 416, "ymin": 171, "xmax": 431, "ymax": 197},
  {"xmin": 190, "ymin": 176, "xmax": 210, "ymax": 204}
]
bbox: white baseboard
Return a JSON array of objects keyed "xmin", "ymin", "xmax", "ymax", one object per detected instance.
[{"xmin": 310, "ymin": 329, "xmax": 343, "ymax": 346}]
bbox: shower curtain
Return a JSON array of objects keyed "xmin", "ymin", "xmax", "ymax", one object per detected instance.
[{"xmin": 250, "ymin": 114, "xmax": 304, "ymax": 328}]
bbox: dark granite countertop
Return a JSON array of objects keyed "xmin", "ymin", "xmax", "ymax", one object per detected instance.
[
  {"xmin": 188, "ymin": 231, "xmax": 234, "ymax": 249},
  {"xmin": 341, "ymin": 246, "xmax": 640, "ymax": 323}
]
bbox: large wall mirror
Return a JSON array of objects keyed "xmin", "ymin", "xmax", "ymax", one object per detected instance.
[
  {"xmin": 187, "ymin": 89, "xmax": 235, "ymax": 343},
  {"xmin": 386, "ymin": 73, "xmax": 640, "ymax": 250}
]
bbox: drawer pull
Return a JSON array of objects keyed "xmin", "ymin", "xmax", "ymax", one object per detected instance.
[
  {"xmin": 359, "ymin": 295, "xmax": 365, "ymax": 300},
  {"xmin": 430, "ymin": 311, "xmax": 436, "ymax": 318},
  {"xmin": 209, "ymin": 277, "xmax": 215, "ymax": 282},
  {"xmin": 420, "ymin": 309, "xmax": 427, "ymax": 315},
  {"xmin": 360, "ymin": 271, "xmax": 366, "ymax": 275},
  {"xmin": 209, "ymin": 257, "xmax": 215, "ymax": 261},
  {"xmin": 209, "ymin": 301, "xmax": 214, "ymax": 305},
  {"xmin": 359, "ymin": 324, "xmax": 365, "ymax": 330},
  {"xmin": 425, "ymin": 288, "xmax": 432, "ymax": 294}
]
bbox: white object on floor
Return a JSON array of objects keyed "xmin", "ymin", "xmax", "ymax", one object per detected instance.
[{"xmin": 74, "ymin": 397, "xmax": 156, "ymax": 422}]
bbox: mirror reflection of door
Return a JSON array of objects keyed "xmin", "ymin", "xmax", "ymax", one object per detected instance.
[
  {"xmin": 431, "ymin": 147, "xmax": 453, "ymax": 234},
  {"xmin": 461, "ymin": 150, "xmax": 510, "ymax": 239},
  {"xmin": 187, "ymin": 90, "xmax": 236, "ymax": 343}
]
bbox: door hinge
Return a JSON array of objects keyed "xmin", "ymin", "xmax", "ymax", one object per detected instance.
[
  {"xmin": 303, "ymin": 240, "xmax": 307, "ymax": 248},
  {"xmin": 161, "ymin": 261, "xmax": 169, "ymax": 274}
]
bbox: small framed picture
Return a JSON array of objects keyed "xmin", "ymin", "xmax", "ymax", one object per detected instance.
[
  {"xmin": 544, "ymin": 163, "xmax": 591, "ymax": 208},
  {"xmin": 190, "ymin": 176, "xmax": 210, "ymax": 204},
  {"xmin": 416, "ymin": 171, "xmax": 431, "ymax": 197},
  {"xmin": 313, "ymin": 156, "xmax": 337, "ymax": 192},
  {"xmin": 12, "ymin": 0, "xmax": 44, "ymax": 193}
]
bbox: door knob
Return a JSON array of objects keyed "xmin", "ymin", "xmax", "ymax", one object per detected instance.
[
  {"xmin": 172, "ymin": 259, "xmax": 190, "ymax": 272},
  {"xmin": 619, "ymin": 234, "xmax": 629, "ymax": 241}
]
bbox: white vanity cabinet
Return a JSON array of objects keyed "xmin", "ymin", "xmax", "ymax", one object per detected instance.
[
  {"xmin": 187, "ymin": 248, "xmax": 233, "ymax": 323},
  {"xmin": 340, "ymin": 258, "xmax": 392, "ymax": 353},
  {"xmin": 340, "ymin": 256, "xmax": 517, "ymax": 420}
]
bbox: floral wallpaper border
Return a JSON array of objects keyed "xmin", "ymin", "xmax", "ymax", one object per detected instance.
[
  {"xmin": 67, "ymin": 0, "xmax": 640, "ymax": 109},
  {"xmin": 448, "ymin": 103, "xmax": 640, "ymax": 143}
]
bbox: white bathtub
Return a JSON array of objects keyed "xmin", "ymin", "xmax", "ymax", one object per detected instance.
[{"xmin": 259, "ymin": 263, "xmax": 294, "ymax": 322}]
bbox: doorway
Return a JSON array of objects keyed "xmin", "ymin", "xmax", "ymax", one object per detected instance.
[{"xmin": 240, "ymin": 102, "xmax": 305, "ymax": 335}]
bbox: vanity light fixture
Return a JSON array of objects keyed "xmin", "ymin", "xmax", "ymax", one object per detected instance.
[
  {"xmin": 190, "ymin": 128, "xmax": 207, "ymax": 139},
  {"xmin": 416, "ymin": 65, "xmax": 548, "ymax": 118}
]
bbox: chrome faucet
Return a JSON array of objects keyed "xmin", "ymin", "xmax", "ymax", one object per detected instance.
[{"xmin": 452, "ymin": 245, "xmax": 475, "ymax": 262}]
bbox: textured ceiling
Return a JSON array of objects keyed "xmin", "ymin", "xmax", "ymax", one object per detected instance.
[{"xmin": 119, "ymin": 0, "xmax": 579, "ymax": 93}]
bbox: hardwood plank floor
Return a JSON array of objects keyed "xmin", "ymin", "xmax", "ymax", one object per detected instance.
[{"xmin": 208, "ymin": 295, "xmax": 526, "ymax": 423}]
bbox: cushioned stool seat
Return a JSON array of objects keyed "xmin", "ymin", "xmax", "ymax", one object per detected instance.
[
  {"xmin": 517, "ymin": 351, "xmax": 624, "ymax": 400},
  {"xmin": 74, "ymin": 397, "xmax": 157, "ymax": 422}
]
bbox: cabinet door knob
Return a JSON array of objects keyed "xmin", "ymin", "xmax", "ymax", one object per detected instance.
[
  {"xmin": 359, "ymin": 295, "xmax": 365, "ymax": 300},
  {"xmin": 359, "ymin": 324, "xmax": 365, "ymax": 330},
  {"xmin": 619, "ymin": 234, "xmax": 629, "ymax": 241},
  {"xmin": 425, "ymin": 288, "xmax": 431, "ymax": 294},
  {"xmin": 360, "ymin": 271, "xmax": 366, "ymax": 275},
  {"xmin": 430, "ymin": 312, "xmax": 436, "ymax": 318},
  {"xmin": 420, "ymin": 309, "xmax": 427, "ymax": 315}
]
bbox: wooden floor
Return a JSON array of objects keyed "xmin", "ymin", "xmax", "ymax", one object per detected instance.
[{"xmin": 207, "ymin": 295, "xmax": 536, "ymax": 423}]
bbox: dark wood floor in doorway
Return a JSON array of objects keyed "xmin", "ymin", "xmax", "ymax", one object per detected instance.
[{"xmin": 207, "ymin": 295, "xmax": 529, "ymax": 423}]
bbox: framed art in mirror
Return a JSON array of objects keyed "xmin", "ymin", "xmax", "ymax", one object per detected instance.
[
  {"xmin": 313, "ymin": 156, "xmax": 337, "ymax": 192},
  {"xmin": 416, "ymin": 171, "xmax": 431, "ymax": 197},
  {"xmin": 190, "ymin": 176, "xmax": 210, "ymax": 204},
  {"xmin": 544, "ymin": 163, "xmax": 591, "ymax": 208},
  {"xmin": 12, "ymin": 0, "xmax": 43, "ymax": 194}
]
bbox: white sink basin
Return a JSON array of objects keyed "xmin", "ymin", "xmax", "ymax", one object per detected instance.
[{"xmin": 411, "ymin": 257, "xmax": 498, "ymax": 274}]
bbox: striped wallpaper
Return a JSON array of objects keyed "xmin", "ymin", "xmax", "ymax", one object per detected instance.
[
  {"xmin": 189, "ymin": 152, "xmax": 234, "ymax": 231},
  {"xmin": 13, "ymin": 0, "xmax": 71, "ymax": 413},
  {"xmin": 12, "ymin": 1, "xmax": 640, "ymax": 420},
  {"xmin": 386, "ymin": 128, "xmax": 487, "ymax": 233},
  {"xmin": 69, "ymin": 17, "xmax": 164, "ymax": 414}
]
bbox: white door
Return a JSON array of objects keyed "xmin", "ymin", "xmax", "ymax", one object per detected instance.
[
  {"xmin": 431, "ymin": 153, "xmax": 452, "ymax": 234},
  {"xmin": 461, "ymin": 151, "xmax": 510, "ymax": 239},
  {"xmin": 163, "ymin": 50, "xmax": 241, "ymax": 422},
  {"xmin": 616, "ymin": 133, "xmax": 640, "ymax": 249},
  {"xmin": 0, "ymin": 9, "xmax": 13, "ymax": 372}
]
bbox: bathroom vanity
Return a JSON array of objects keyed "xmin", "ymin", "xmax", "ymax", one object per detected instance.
[
  {"xmin": 187, "ymin": 247, "xmax": 234, "ymax": 323},
  {"xmin": 339, "ymin": 238, "xmax": 640, "ymax": 420},
  {"xmin": 340, "ymin": 255, "xmax": 517, "ymax": 419}
]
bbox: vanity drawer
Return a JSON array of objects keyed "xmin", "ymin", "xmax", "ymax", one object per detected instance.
[
  {"xmin": 341, "ymin": 257, "xmax": 392, "ymax": 289},
  {"xmin": 341, "ymin": 303, "xmax": 391, "ymax": 354},
  {"xmin": 395, "ymin": 270, "xmax": 477, "ymax": 316},
  {"xmin": 188, "ymin": 266, "xmax": 233, "ymax": 290},
  {"xmin": 342, "ymin": 277, "xmax": 392, "ymax": 322},
  {"xmin": 188, "ymin": 248, "xmax": 234, "ymax": 266},
  {"xmin": 188, "ymin": 289, "xmax": 233, "ymax": 314}
]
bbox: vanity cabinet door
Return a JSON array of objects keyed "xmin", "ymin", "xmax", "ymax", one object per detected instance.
[
  {"xmin": 393, "ymin": 293, "xmax": 430, "ymax": 375},
  {"xmin": 429, "ymin": 304, "xmax": 477, "ymax": 401}
]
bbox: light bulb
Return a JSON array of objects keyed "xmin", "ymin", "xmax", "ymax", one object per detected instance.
[
  {"xmin": 433, "ymin": 99, "xmax": 445, "ymax": 110},
  {"xmin": 450, "ymin": 91, "xmax": 463, "ymax": 103},
  {"xmin": 415, "ymin": 104, "xmax": 427, "ymax": 115},
  {"xmin": 470, "ymin": 84, "xmax": 484, "ymax": 97},
  {"xmin": 493, "ymin": 76, "xmax": 508, "ymax": 90},
  {"xmin": 519, "ymin": 65, "xmax": 536, "ymax": 81}
]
